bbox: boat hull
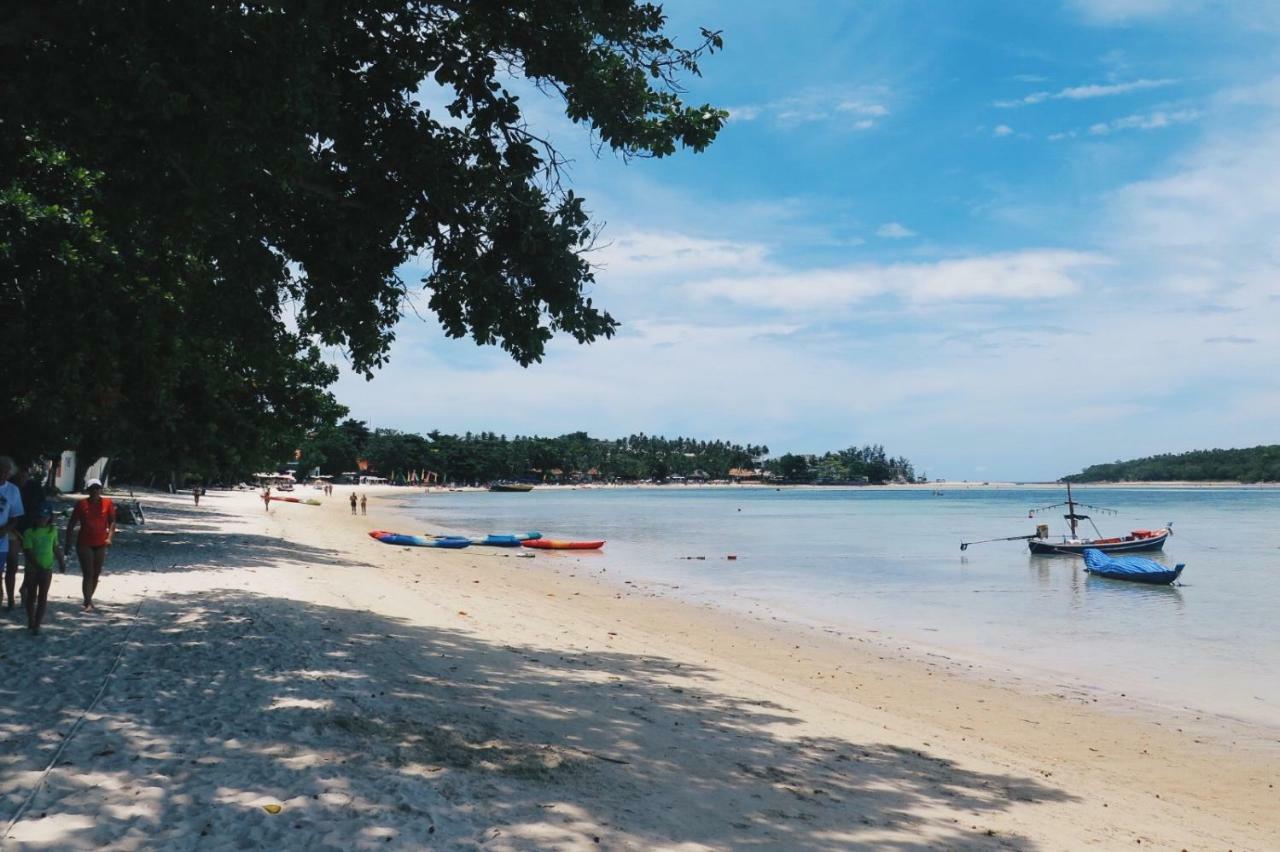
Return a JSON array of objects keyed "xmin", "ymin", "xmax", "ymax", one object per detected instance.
[
  {"xmin": 522, "ymin": 539, "xmax": 605, "ymax": 550},
  {"xmin": 368, "ymin": 531, "xmax": 470, "ymax": 549},
  {"xmin": 441, "ymin": 532, "xmax": 542, "ymax": 547},
  {"xmin": 1028, "ymin": 530, "xmax": 1169, "ymax": 555},
  {"xmin": 489, "ymin": 484, "xmax": 534, "ymax": 493},
  {"xmin": 1083, "ymin": 548, "xmax": 1185, "ymax": 584}
]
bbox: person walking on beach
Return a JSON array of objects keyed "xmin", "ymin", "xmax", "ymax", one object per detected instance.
[
  {"xmin": 22, "ymin": 504, "xmax": 66, "ymax": 633},
  {"xmin": 262, "ymin": 486, "xmax": 271, "ymax": 511},
  {"xmin": 349, "ymin": 492, "xmax": 358, "ymax": 515},
  {"xmin": 0, "ymin": 457, "xmax": 25, "ymax": 611},
  {"xmin": 65, "ymin": 478, "xmax": 115, "ymax": 612},
  {"xmin": 14, "ymin": 465, "xmax": 45, "ymax": 608},
  {"xmin": 193, "ymin": 484, "xmax": 203, "ymax": 506},
  {"xmin": 360, "ymin": 494, "xmax": 367, "ymax": 515}
]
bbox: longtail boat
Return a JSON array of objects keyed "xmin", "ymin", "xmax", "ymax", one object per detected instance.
[{"xmin": 962, "ymin": 483, "xmax": 1172, "ymax": 555}]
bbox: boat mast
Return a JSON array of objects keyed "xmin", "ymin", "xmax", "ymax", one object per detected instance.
[{"xmin": 1066, "ymin": 482, "xmax": 1078, "ymax": 538}]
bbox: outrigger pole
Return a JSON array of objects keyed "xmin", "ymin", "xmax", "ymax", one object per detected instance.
[{"xmin": 960, "ymin": 534, "xmax": 1035, "ymax": 551}]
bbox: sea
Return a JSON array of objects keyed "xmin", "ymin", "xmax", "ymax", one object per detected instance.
[{"xmin": 388, "ymin": 486, "xmax": 1280, "ymax": 730}]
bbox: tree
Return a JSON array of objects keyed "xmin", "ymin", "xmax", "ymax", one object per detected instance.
[{"xmin": 1, "ymin": 2, "xmax": 725, "ymax": 474}]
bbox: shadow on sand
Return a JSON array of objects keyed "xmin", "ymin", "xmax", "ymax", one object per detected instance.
[
  {"xmin": 1, "ymin": 584, "xmax": 1077, "ymax": 850},
  {"xmin": 97, "ymin": 498, "xmax": 380, "ymax": 575}
]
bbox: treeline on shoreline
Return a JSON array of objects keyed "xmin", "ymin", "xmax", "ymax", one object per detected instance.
[
  {"xmin": 1062, "ymin": 445, "xmax": 1280, "ymax": 483},
  {"xmin": 297, "ymin": 421, "xmax": 918, "ymax": 485}
]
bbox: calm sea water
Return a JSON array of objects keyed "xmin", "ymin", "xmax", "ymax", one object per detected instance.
[{"xmin": 389, "ymin": 486, "xmax": 1280, "ymax": 728}]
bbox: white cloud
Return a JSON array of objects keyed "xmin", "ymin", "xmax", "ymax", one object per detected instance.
[
  {"xmin": 1088, "ymin": 109, "xmax": 1200, "ymax": 134},
  {"xmin": 688, "ymin": 250, "xmax": 1106, "ymax": 311},
  {"xmin": 995, "ymin": 78, "xmax": 1176, "ymax": 107},
  {"xmin": 727, "ymin": 88, "xmax": 891, "ymax": 130},
  {"xmin": 591, "ymin": 232, "xmax": 768, "ymax": 278},
  {"xmin": 875, "ymin": 222, "xmax": 917, "ymax": 238},
  {"xmin": 993, "ymin": 124, "xmax": 1014, "ymax": 137},
  {"xmin": 1100, "ymin": 113, "xmax": 1280, "ymax": 293}
]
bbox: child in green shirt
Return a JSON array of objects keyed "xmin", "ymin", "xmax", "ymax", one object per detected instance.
[{"xmin": 21, "ymin": 504, "xmax": 66, "ymax": 634}]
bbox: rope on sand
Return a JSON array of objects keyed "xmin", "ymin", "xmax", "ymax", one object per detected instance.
[{"xmin": 4, "ymin": 593, "xmax": 149, "ymax": 840}]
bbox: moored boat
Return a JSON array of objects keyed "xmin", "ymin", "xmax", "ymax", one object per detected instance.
[
  {"xmin": 961, "ymin": 483, "xmax": 1173, "ymax": 556},
  {"xmin": 489, "ymin": 482, "xmax": 534, "ymax": 493},
  {"xmin": 1083, "ymin": 548, "xmax": 1184, "ymax": 584},
  {"xmin": 1028, "ymin": 527, "xmax": 1171, "ymax": 555},
  {"xmin": 522, "ymin": 539, "xmax": 605, "ymax": 550}
]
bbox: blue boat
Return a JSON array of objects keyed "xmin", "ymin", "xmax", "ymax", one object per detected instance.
[
  {"xmin": 1083, "ymin": 548, "xmax": 1184, "ymax": 585},
  {"xmin": 369, "ymin": 531, "xmax": 471, "ymax": 549},
  {"xmin": 437, "ymin": 531, "xmax": 542, "ymax": 547}
]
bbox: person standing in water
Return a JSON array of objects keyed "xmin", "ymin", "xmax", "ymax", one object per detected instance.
[
  {"xmin": 360, "ymin": 494, "xmax": 367, "ymax": 515},
  {"xmin": 22, "ymin": 503, "xmax": 66, "ymax": 633},
  {"xmin": 65, "ymin": 478, "xmax": 115, "ymax": 611},
  {"xmin": 349, "ymin": 492, "xmax": 358, "ymax": 515}
]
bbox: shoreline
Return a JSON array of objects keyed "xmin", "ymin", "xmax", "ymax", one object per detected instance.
[
  {"xmin": 407, "ymin": 479, "xmax": 1280, "ymax": 493},
  {"xmin": 375, "ymin": 485, "xmax": 1280, "ymax": 742},
  {"xmin": 2, "ymin": 486, "xmax": 1275, "ymax": 849}
]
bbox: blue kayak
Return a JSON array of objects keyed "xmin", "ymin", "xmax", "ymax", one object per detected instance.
[
  {"xmin": 1083, "ymin": 548, "xmax": 1184, "ymax": 584},
  {"xmin": 436, "ymin": 532, "xmax": 542, "ymax": 547},
  {"xmin": 369, "ymin": 531, "xmax": 471, "ymax": 549}
]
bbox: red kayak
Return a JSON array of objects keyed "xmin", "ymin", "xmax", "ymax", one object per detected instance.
[{"xmin": 522, "ymin": 539, "xmax": 605, "ymax": 550}]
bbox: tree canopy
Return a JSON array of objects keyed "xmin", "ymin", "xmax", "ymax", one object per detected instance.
[
  {"xmin": 295, "ymin": 426, "xmax": 918, "ymax": 487},
  {"xmin": 1063, "ymin": 445, "xmax": 1280, "ymax": 483},
  {"xmin": 1, "ymin": 2, "xmax": 725, "ymax": 476}
]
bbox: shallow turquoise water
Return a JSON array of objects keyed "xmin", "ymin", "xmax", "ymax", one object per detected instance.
[{"xmin": 390, "ymin": 486, "xmax": 1280, "ymax": 727}]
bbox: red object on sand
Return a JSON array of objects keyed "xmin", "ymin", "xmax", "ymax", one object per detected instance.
[{"xmin": 521, "ymin": 539, "xmax": 605, "ymax": 550}]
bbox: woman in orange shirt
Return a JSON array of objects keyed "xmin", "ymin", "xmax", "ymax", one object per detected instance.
[{"xmin": 65, "ymin": 478, "xmax": 116, "ymax": 611}]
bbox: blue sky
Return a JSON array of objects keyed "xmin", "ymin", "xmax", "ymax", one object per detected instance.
[{"xmin": 332, "ymin": 1, "xmax": 1280, "ymax": 481}]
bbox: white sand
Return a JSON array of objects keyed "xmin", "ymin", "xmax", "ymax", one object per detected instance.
[{"xmin": 0, "ymin": 487, "xmax": 1275, "ymax": 850}]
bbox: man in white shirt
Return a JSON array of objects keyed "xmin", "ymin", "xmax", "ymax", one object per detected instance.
[{"xmin": 0, "ymin": 456, "xmax": 25, "ymax": 610}]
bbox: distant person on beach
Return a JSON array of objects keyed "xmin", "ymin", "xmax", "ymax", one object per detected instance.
[
  {"xmin": 349, "ymin": 492, "xmax": 357, "ymax": 515},
  {"xmin": 360, "ymin": 494, "xmax": 367, "ymax": 515},
  {"xmin": 22, "ymin": 504, "xmax": 66, "ymax": 633},
  {"xmin": 0, "ymin": 457, "xmax": 25, "ymax": 611},
  {"xmin": 65, "ymin": 478, "xmax": 115, "ymax": 611},
  {"xmin": 262, "ymin": 487, "xmax": 271, "ymax": 511},
  {"xmin": 193, "ymin": 485, "xmax": 202, "ymax": 506}
]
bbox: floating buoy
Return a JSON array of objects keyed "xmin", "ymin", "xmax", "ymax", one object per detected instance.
[{"xmin": 263, "ymin": 804, "xmax": 282, "ymax": 815}]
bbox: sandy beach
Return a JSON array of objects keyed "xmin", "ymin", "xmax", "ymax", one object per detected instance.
[{"xmin": 1, "ymin": 487, "xmax": 1276, "ymax": 850}]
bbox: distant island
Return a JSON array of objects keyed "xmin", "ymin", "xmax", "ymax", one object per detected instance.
[
  {"xmin": 1062, "ymin": 445, "xmax": 1280, "ymax": 483},
  {"xmin": 291, "ymin": 422, "xmax": 920, "ymax": 487}
]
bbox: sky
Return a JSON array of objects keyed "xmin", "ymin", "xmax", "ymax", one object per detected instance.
[{"xmin": 331, "ymin": 0, "xmax": 1280, "ymax": 481}]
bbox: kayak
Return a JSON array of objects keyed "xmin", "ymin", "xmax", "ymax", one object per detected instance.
[
  {"xmin": 1083, "ymin": 548, "xmax": 1184, "ymax": 584},
  {"xmin": 522, "ymin": 539, "xmax": 605, "ymax": 550},
  {"xmin": 368, "ymin": 530, "xmax": 471, "ymax": 549},
  {"xmin": 268, "ymin": 496, "xmax": 321, "ymax": 506},
  {"xmin": 439, "ymin": 532, "xmax": 542, "ymax": 547}
]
